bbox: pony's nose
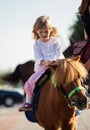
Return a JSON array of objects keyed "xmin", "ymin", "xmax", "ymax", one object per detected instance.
[{"xmin": 78, "ymin": 96, "xmax": 87, "ymax": 109}]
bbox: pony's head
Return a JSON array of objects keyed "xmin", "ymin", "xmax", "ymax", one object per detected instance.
[{"xmin": 49, "ymin": 57, "xmax": 89, "ymax": 110}]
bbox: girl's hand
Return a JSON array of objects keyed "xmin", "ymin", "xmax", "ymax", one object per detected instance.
[{"xmin": 40, "ymin": 60, "xmax": 50, "ymax": 66}]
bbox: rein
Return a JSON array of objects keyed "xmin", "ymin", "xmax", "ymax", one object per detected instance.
[{"xmin": 51, "ymin": 74, "xmax": 86, "ymax": 99}]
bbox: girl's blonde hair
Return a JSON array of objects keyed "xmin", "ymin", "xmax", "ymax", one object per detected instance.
[
  {"xmin": 78, "ymin": 0, "xmax": 90, "ymax": 15},
  {"xmin": 32, "ymin": 16, "xmax": 59, "ymax": 40}
]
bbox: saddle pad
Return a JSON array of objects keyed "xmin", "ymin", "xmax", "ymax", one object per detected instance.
[
  {"xmin": 73, "ymin": 41, "xmax": 87, "ymax": 55},
  {"xmin": 25, "ymin": 86, "xmax": 42, "ymax": 123}
]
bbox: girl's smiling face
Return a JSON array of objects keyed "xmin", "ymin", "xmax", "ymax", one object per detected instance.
[{"xmin": 37, "ymin": 27, "xmax": 51, "ymax": 42}]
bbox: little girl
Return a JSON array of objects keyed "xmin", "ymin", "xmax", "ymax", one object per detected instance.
[{"xmin": 19, "ymin": 16, "xmax": 64, "ymax": 111}]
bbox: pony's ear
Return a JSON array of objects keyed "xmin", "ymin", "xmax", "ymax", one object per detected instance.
[{"xmin": 72, "ymin": 56, "xmax": 81, "ymax": 61}]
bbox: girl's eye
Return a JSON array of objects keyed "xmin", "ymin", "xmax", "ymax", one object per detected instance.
[
  {"xmin": 41, "ymin": 31, "xmax": 49, "ymax": 33},
  {"xmin": 45, "ymin": 31, "xmax": 49, "ymax": 33},
  {"xmin": 38, "ymin": 30, "xmax": 50, "ymax": 34}
]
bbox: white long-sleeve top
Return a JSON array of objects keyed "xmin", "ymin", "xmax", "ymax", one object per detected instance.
[{"xmin": 33, "ymin": 37, "xmax": 65, "ymax": 71}]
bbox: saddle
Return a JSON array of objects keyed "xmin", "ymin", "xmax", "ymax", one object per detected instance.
[
  {"xmin": 72, "ymin": 39, "xmax": 90, "ymax": 63},
  {"xmin": 34, "ymin": 68, "xmax": 51, "ymax": 93}
]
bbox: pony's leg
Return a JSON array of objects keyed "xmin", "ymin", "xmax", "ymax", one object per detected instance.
[
  {"xmin": 44, "ymin": 126, "xmax": 61, "ymax": 130},
  {"xmin": 62, "ymin": 125, "xmax": 76, "ymax": 130},
  {"xmin": 61, "ymin": 120, "xmax": 77, "ymax": 130},
  {"xmin": 44, "ymin": 123, "xmax": 77, "ymax": 130}
]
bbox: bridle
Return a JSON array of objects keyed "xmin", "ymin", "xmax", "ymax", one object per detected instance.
[
  {"xmin": 59, "ymin": 84, "xmax": 86, "ymax": 108},
  {"xmin": 51, "ymin": 74, "xmax": 86, "ymax": 108}
]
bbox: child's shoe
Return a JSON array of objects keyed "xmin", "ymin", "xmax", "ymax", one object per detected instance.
[{"xmin": 18, "ymin": 103, "xmax": 32, "ymax": 112}]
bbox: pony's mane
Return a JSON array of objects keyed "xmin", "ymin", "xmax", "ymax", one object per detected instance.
[{"xmin": 54, "ymin": 58, "xmax": 88, "ymax": 85}]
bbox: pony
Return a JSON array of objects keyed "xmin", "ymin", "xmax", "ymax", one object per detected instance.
[
  {"xmin": 1, "ymin": 60, "xmax": 35, "ymax": 84},
  {"xmin": 31, "ymin": 57, "xmax": 89, "ymax": 130},
  {"xmin": 63, "ymin": 40, "xmax": 90, "ymax": 72},
  {"xmin": 64, "ymin": 40, "xmax": 90, "ymax": 92}
]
